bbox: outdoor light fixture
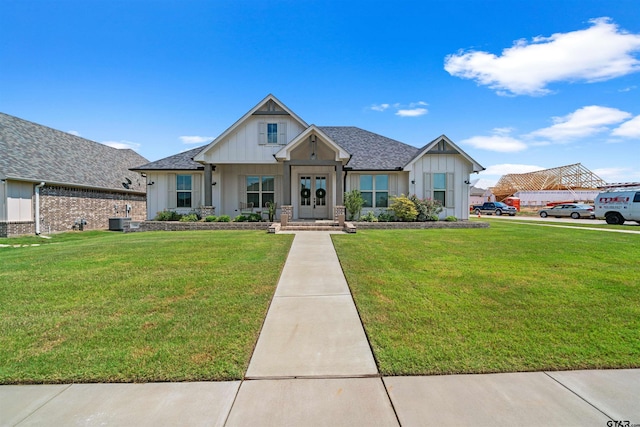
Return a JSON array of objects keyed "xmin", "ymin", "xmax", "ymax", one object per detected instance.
[
  {"xmin": 147, "ymin": 181, "xmax": 155, "ymax": 186},
  {"xmin": 212, "ymin": 181, "xmax": 217, "ymax": 186}
]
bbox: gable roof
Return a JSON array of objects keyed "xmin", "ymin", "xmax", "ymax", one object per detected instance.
[
  {"xmin": 275, "ymin": 125, "xmax": 351, "ymax": 162},
  {"xmin": 0, "ymin": 112, "xmax": 149, "ymax": 193},
  {"xmin": 319, "ymin": 126, "xmax": 419, "ymax": 170},
  {"xmin": 131, "ymin": 146, "xmax": 205, "ymax": 171},
  {"xmin": 193, "ymin": 94, "xmax": 309, "ymax": 163},
  {"xmin": 405, "ymin": 134, "xmax": 484, "ymax": 172}
]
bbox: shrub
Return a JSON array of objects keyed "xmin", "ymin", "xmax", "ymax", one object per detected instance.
[
  {"xmin": 409, "ymin": 195, "xmax": 443, "ymax": 221},
  {"xmin": 247, "ymin": 213, "xmax": 262, "ymax": 222},
  {"xmin": 445, "ymin": 215, "xmax": 458, "ymax": 222},
  {"xmin": 360, "ymin": 211, "xmax": 378, "ymax": 222},
  {"xmin": 154, "ymin": 210, "xmax": 182, "ymax": 221},
  {"xmin": 216, "ymin": 215, "xmax": 231, "ymax": 222},
  {"xmin": 234, "ymin": 215, "xmax": 248, "ymax": 222},
  {"xmin": 377, "ymin": 211, "xmax": 395, "ymax": 222},
  {"xmin": 427, "ymin": 214, "xmax": 440, "ymax": 221},
  {"xmin": 205, "ymin": 215, "xmax": 217, "ymax": 222},
  {"xmin": 389, "ymin": 195, "xmax": 418, "ymax": 222},
  {"xmin": 179, "ymin": 213, "xmax": 200, "ymax": 222},
  {"xmin": 344, "ymin": 190, "xmax": 365, "ymax": 220}
]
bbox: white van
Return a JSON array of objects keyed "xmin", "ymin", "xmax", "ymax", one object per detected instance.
[{"xmin": 594, "ymin": 190, "xmax": 640, "ymax": 225}]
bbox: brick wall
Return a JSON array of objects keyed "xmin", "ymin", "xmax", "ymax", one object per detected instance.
[
  {"xmin": 124, "ymin": 221, "xmax": 270, "ymax": 232},
  {"xmin": 39, "ymin": 185, "xmax": 146, "ymax": 234}
]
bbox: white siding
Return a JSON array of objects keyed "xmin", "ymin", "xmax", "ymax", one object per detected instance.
[
  {"xmin": 408, "ymin": 154, "xmax": 472, "ymax": 220},
  {"xmin": 0, "ymin": 181, "xmax": 6, "ymax": 221},
  {"xmin": 219, "ymin": 164, "xmax": 283, "ymax": 217},
  {"xmin": 6, "ymin": 181, "xmax": 33, "ymax": 221},
  {"xmin": 144, "ymin": 172, "xmax": 204, "ymax": 219},
  {"xmin": 201, "ymin": 116, "xmax": 306, "ymax": 164}
]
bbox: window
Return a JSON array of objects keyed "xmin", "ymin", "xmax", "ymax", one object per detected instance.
[
  {"xmin": 433, "ymin": 173, "xmax": 446, "ymax": 206},
  {"xmin": 360, "ymin": 174, "xmax": 389, "ymax": 208},
  {"xmin": 259, "ymin": 121, "xmax": 286, "ymax": 144},
  {"xmin": 267, "ymin": 123, "xmax": 278, "ymax": 144},
  {"xmin": 176, "ymin": 175, "xmax": 192, "ymax": 208},
  {"xmin": 247, "ymin": 176, "xmax": 275, "ymax": 208}
]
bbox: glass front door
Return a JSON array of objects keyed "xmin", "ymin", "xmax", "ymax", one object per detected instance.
[{"xmin": 299, "ymin": 175, "xmax": 329, "ymax": 219}]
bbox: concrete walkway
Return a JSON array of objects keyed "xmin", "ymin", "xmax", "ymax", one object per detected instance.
[{"xmin": 2, "ymin": 231, "xmax": 639, "ymax": 426}]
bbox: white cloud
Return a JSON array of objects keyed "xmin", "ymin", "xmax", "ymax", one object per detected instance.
[
  {"xmin": 444, "ymin": 17, "xmax": 640, "ymax": 96},
  {"xmin": 370, "ymin": 103, "xmax": 390, "ymax": 112},
  {"xmin": 67, "ymin": 130, "xmax": 81, "ymax": 136},
  {"xmin": 528, "ymin": 105, "xmax": 631, "ymax": 140},
  {"xmin": 396, "ymin": 108, "xmax": 428, "ymax": 117},
  {"xmin": 369, "ymin": 101, "xmax": 428, "ymax": 117},
  {"xmin": 611, "ymin": 115, "xmax": 640, "ymax": 138},
  {"xmin": 460, "ymin": 134, "xmax": 527, "ymax": 152},
  {"xmin": 179, "ymin": 135, "xmax": 214, "ymax": 144},
  {"xmin": 619, "ymin": 85, "xmax": 637, "ymax": 92},
  {"xmin": 102, "ymin": 140, "xmax": 141, "ymax": 150},
  {"xmin": 592, "ymin": 167, "xmax": 640, "ymax": 183}
]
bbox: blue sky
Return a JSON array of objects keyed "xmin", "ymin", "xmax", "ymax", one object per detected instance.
[{"xmin": 2, "ymin": 0, "xmax": 640, "ymax": 188}]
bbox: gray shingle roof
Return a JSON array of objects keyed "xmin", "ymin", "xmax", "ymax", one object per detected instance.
[
  {"xmin": 318, "ymin": 126, "xmax": 419, "ymax": 170},
  {"xmin": 131, "ymin": 126, "xmax": 420, "ymax": 171},
  {"xmin": 0, "ymin": 112, "xmax": 149, "ymax": 193},
  {"xmin": 131, "ymin": 146, "xmax": 205, "ymax": 171}
]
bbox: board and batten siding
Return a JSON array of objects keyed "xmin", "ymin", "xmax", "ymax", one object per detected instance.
[
  {"xmin": 409, "ymin": 154, "xmax": 473, "ymax": 220},
  {"xmin": 5, "ymin": 180, "xmax": 33, "ymax": 221},
  {"xmin": 218, "ymin": 164, "xmax": 283, "ymax": 216},
  {"xmin": 145, "ymin": 171, "xmax": 203, "ymax": 219},
  {"xmin": 199, "ymin": 116, "xmax": 306, "ymax": 164}
]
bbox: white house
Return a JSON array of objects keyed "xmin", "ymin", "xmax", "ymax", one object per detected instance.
[{"xmin": 133, "ymin": 94, "xmax": 484, "ymax": 221}]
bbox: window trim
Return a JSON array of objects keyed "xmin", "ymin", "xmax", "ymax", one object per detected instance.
[
  {"xmin": 246, "ymin": 175, "xmax": 275, "ymax": 209},
  {"xmin": 359, "ymin": 174, "xmax": 389, "ymax": 208},
  {"xmin": 176, "ymin": 174, "xmax": 193, "ymax": 208}
]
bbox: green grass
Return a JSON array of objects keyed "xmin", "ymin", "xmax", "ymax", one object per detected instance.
[
  {"xmin": 0, "ymin": 231, "xmax": 293, "ymax": 384},
  {"xmin": 474, "ymin": 216, "xmax": 640, "ymax": 230},
  {"xmin": 332, "ymin": 222, "xmax": 640, "ymax": 375}
]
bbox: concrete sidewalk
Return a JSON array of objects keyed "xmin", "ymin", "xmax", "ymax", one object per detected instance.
[{"xmin": 2, "ymin": 231, "xmax": 639, "ymax": 426}]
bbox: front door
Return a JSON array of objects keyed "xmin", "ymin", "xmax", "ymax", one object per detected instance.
[{"xmin": 299, "ymin": 175, "xmax": 328, "ymax": 219}]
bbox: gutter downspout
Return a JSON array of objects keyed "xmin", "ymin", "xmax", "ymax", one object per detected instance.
[{"xmin": 35, "ymin": 182, "xmax": 45, "ymax": 235}]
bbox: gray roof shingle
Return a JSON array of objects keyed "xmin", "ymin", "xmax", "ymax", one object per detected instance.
[
  {"xmin": 131, "ymin": 146, "xmax": 205, "ymax": 171},
  {"xmin": 318, "ymin": 126, "xmax": 419, "ymax": 170},
  {"xmin": 0, "ymin": 112, "xmax": 149, "ymax": 193}
]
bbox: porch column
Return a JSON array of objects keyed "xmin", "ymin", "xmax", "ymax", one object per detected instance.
[
  {"xmin": 204, "ymin": 163, "xmax": 213, "ymax": 206},
  {"xmin": 283, "ymin": 161, "xmax": 291, "ymax": 205},
  {"xmin": 335, "ymin": 162, "xmax": 343, "ymax": 205}
]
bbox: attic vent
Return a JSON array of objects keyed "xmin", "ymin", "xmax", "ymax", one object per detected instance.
[{"xmin": 122, "ymin": 177, "xmax": 132, "ymax": 189}]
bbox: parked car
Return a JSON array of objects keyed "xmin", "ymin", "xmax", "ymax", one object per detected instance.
[{"xmin": 538, "ymin": 204, "xmax": 595, "ymax": 219}]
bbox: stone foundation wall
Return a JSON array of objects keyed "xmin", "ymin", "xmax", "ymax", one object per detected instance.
[
  {"xmin": 39, "ymin": 185, "xmax": 146, "ymax": 233},
  {"xmin": 0, "ymin": 221, "xmax": 36, "ymax": 237},
  {"xmin": 124, "ymin": 221, "xmax": 271, "ymax": 233}
]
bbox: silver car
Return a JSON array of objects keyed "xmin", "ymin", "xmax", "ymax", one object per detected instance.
[{"xmin": 538, "ymin": 204, "xmax": 595, "ymax": 219}]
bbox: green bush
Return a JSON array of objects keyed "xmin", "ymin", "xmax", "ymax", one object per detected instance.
[
  {"xmin": 234, "ymin": 215, "xmax": 248, "ymax": 222},
  {"xmin": 216, "ymin": 215, "xmax": 231, "ymax": 222},
  {"xmin": 205, "ymin": 215, "xmax": 218, "ymax": 222},
  {"xmin": 445, "ymin": 215, "xmax": 458, "ymax": 222},
  {"xmin": 179, "ymin": 213, "xmax": 199, "ymax": 222},
  {"xmin": 360, "ymin": 211, "xmax": 378, "ymax": 222},
  {"xmin": 344, "ymin": 190, "xmax": 365, "ymax": 220},
  {"xmin": 377, "ymin": 211, "xmax": 395, "ymax": 222},
  {"xmin": 248, "ymin": 213, "xmax": 262, "ymax": 222},
  {"xmin": 409, "ymin": 195, "xmax": 443, "ymax": 221},
  {"xmin": 153, "ymin": 210, "xmax": 182, "ymax": 221},
  {"xmin": 389, "ymin": 195, "xmax": 418, "ymax": 222}
]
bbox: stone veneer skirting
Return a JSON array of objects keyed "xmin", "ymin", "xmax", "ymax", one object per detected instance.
[
  {"xmin": 0, "ymin": 221, "xmax": 36, "ymax": 238},
  {"xmin": 123, "ymin": 221, "xmax": 271, "ymax": 233},
  {"xmin": 350, "ymin": 221, "xmax": 489, "ymax": 230}
]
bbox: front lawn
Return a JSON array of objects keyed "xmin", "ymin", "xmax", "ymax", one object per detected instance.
[
  {"xmin": 332, "ymin": 222, "xmax": 640, "ymax": 375},
  {"xmin": 0, "ymin": 231, "xmax": 293, "ymax": 384}
]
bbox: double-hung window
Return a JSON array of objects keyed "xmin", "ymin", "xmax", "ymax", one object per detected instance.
[
  {"xmin": 247, "ymin": 176, "xmax": 275, "ymax": 208},
  {"xmin": 259, "ymin": 122, "xmax": 287, "ymax": 144},
  {"xmin": 360, "ymin": 175, "xmax": 389, "ymax": 208},
  {"xmin": 433, "ymin": 173, "xmax": 446, "ymax": 206},
  {"xmin": 176, "ymin": 174, "xmax": 192, "ymax": 208},
  {"xmin": 267, "ymin": 124, "xmax": 278, "ymax": 144}
]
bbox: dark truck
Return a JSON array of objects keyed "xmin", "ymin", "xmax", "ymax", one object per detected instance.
[{"xmin": 472, "ymin": 202, "xmax": 517, "ymax": 216}]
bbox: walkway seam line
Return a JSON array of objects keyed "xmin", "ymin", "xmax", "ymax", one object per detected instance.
[
  {"xmin": 542, "ymin": 371, "xmax": 614, "ymax": 421},
  {"xmin": 15, "ymin": 384, "xmax": 72, "ymax": 426}
]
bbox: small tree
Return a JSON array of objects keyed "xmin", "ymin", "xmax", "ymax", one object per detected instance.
[
  {"xmin": 389, "ymin": 194, "xmax": 418, "ymax": 221},
  {"xmin": 344, "ymin": 190, "xmax": 365, "ymax": 220}
]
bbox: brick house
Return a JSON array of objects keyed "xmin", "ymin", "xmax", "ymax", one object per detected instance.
[{"xmin": 0, "ymin": 113, "xmax": 148, "ymax": 237}]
